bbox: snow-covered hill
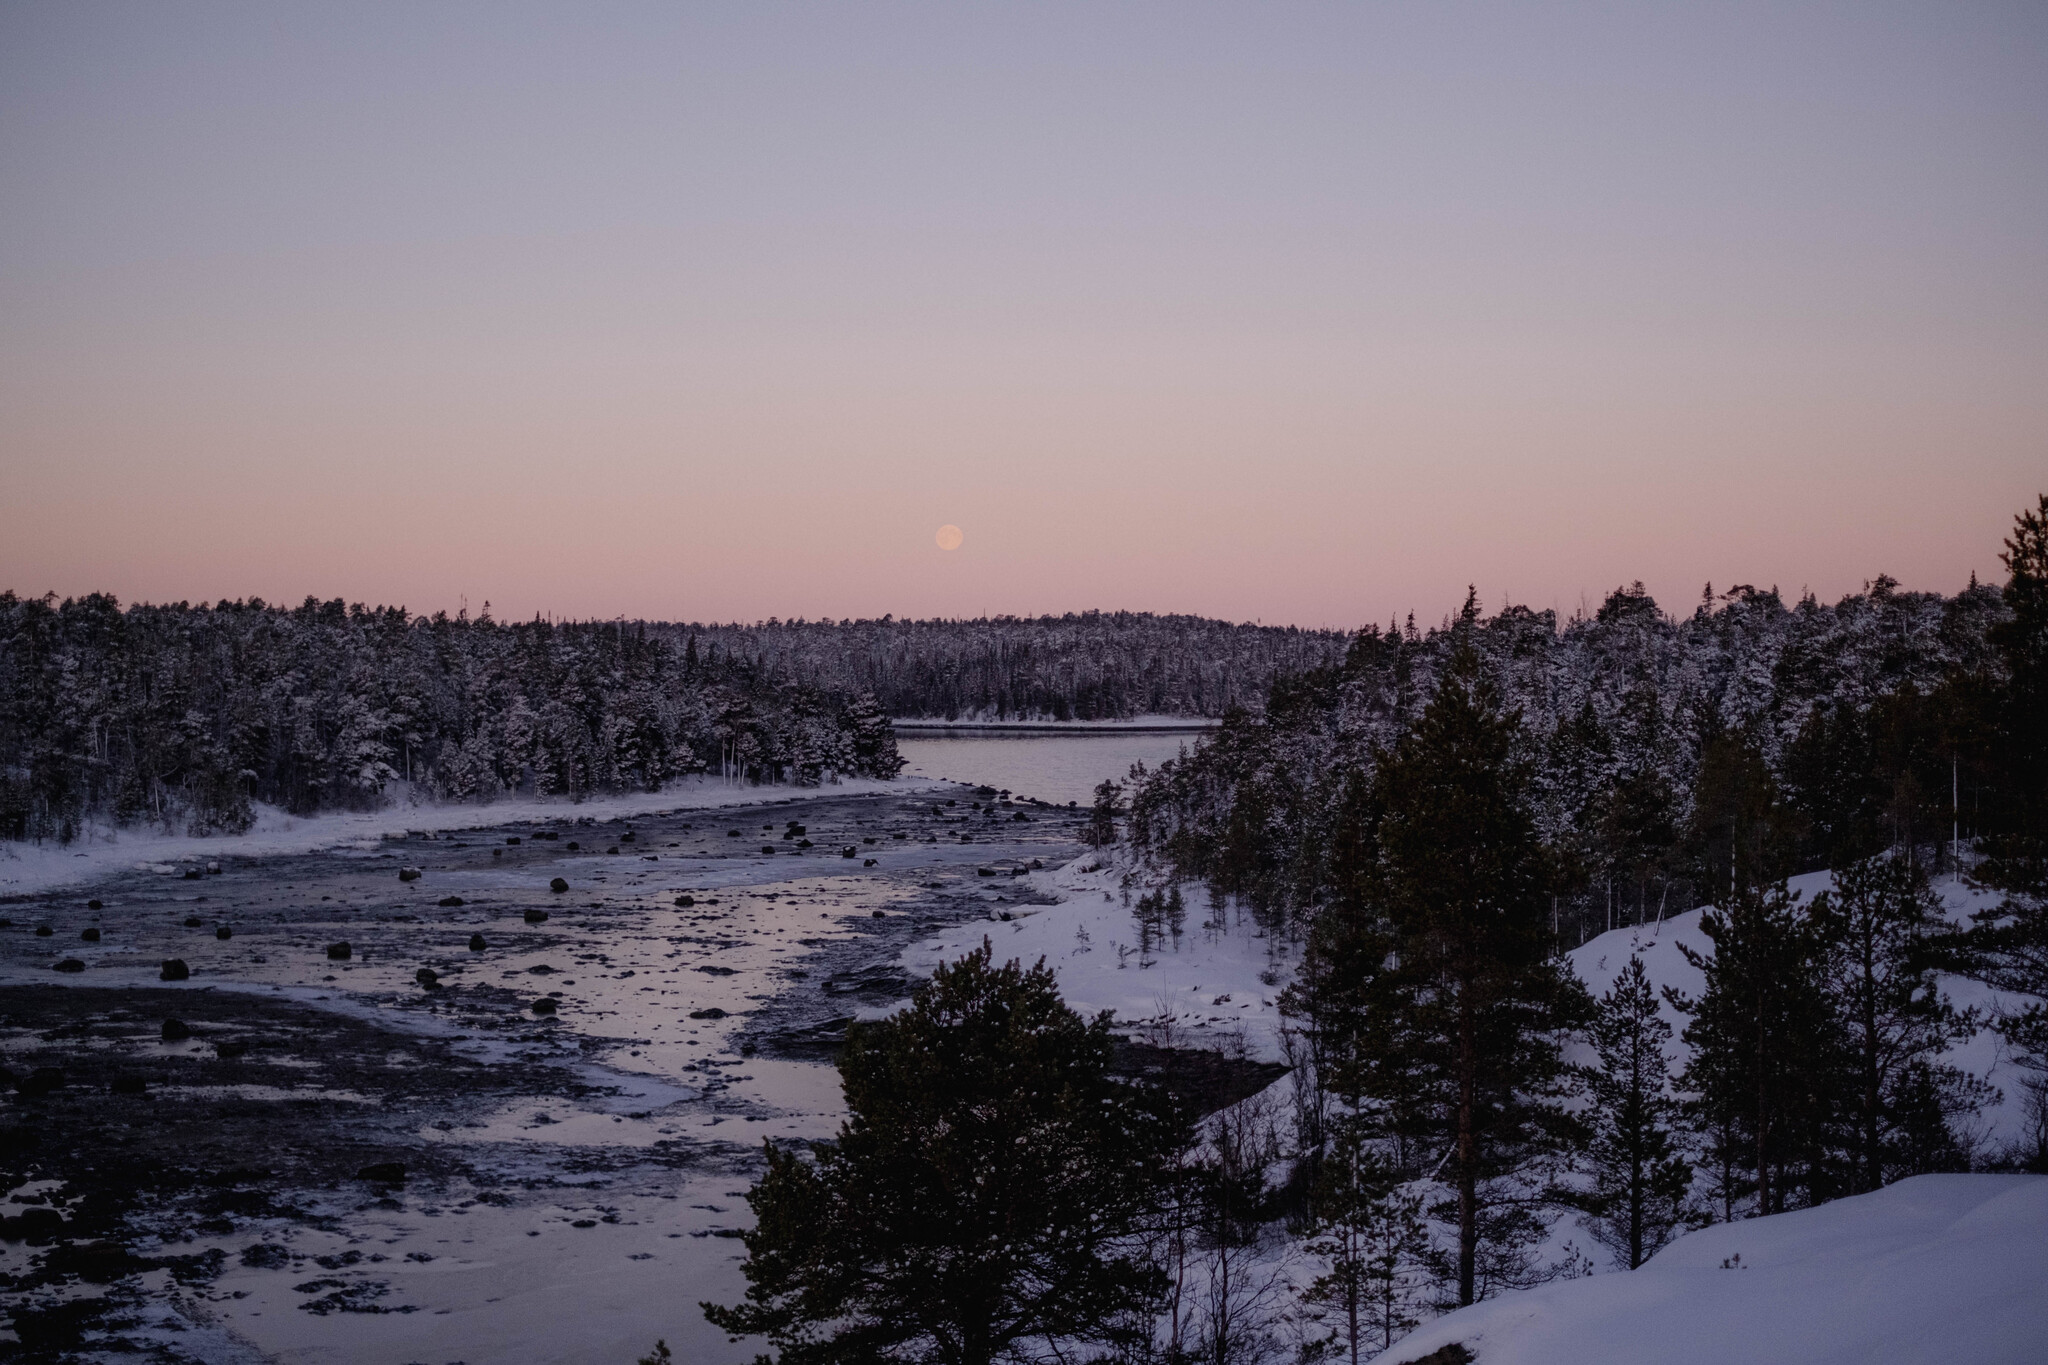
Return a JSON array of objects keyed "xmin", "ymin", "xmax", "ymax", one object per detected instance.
[{"xmin": 1382, "ymin": 1173, "xmax": 2048, "ymax": 1365}]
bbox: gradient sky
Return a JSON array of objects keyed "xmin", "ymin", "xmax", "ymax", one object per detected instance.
[{"xmin": 3, "ymin": 2, "xmax": 2044, "ymax": 628}]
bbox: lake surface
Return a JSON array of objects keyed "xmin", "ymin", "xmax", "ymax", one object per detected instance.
[{"xmin": 896, "ymin": 731, "xmax": 1202, "ymax": 807}]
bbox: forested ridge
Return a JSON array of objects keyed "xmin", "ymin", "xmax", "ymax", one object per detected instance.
[
  {"xmin": 0, "ymin": 595, "xmax": 901, "ymax": 843},
  {"xmin": 1127, "ymin": 561, "xmax": 2016, "ymax": 947},
  {"xmin": 650, "ymin": 611, "xmax": 1348, "ymax": 721}
]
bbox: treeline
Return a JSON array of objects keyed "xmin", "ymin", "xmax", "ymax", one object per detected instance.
[
  {"xmin": 1127, "ymin": 554, "xmax": 2019, "ymax": 950},
  {"xmin": 649, "ymin": 611, "xmax": 1348, "ymax": 721},
  {"xmin": 0, "ymin": 595, "xmax": 902, "ymax": 842}
]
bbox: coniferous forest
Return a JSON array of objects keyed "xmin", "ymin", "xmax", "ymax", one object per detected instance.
[{"xmin": 0, "ymin": 598, "xmax": 903, "ymax": 843}]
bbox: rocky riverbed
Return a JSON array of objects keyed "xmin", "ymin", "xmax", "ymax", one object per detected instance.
[{"xmin": 0, "ymin": 786, "xmax": 1199, "ymax": 1364}]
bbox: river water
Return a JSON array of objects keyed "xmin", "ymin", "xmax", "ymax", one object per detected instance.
[
  {"xmin": 0, "ymin": 732, "xmax": 1228, "ymax": 1365},
  {"xmin": 896, "ymin": 731, "xmax": 1200, "ymax": 807}
]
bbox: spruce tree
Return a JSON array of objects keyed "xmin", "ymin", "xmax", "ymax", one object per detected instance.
[{"xmin": 1577, "ymin": 955, "xmax": 1694, "ymax": 1267}]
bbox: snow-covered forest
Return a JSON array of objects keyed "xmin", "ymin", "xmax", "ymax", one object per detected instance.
[
  {"xmin": 0, "ymin": 595, "xmax": 902, "ymax": 843},
  {"xmin": 651, "ymin": 612, "xmax": 1348, "ymax": 720},
  {"xmin": 1127, "ymin": 571, "xmax": 2013, "ymax": 948}
]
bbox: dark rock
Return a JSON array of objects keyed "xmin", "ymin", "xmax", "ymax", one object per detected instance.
[
  {"xmin": 241, "ymin": 1243, "xmax": 293, "ymax": 1269},
  {"xmin": 356, "ymin": 1162, "xmax": 406, "ymax": 1184},
  {"xmin": 1, "ymin": 1206, "xmax": 67, "ymax": 1244},
  {"xmin": 54, "ymin": 958, "xmax": 86, "ymax": 973},
  {"xmin": 183, "ymin": 915, "xmax": 203, "ymax": 927},
  {"xmin": 506, "ymin": 836, "xmax": 521, "ymax": 845},
  {"xmin": 163, "ymin": 1018, "xmax": 192, "ymax": 1040},
  {"xmin": 695, "ymin": 964, "xmax": 737, "ymax": 976},
  {"xmin": 620, "ymin": 830, "xmax": 636, "ymax": 842},
  {"xmin": 674, "ymin": 894, "xmax": 695, "ymax": 908},
  {"xmin": 415, "ymin": 968, "xmax": 440, "ymax": 989},
  {"xmin": 871, "ymin": 909, "xmax": 887, "ymax": 918},
  {"xmin": 110, "ymin": 1075, "xmax": 147, "ymax": 1095},
  {"xmin": 437, "ymin": 895, "xmax": 465, "ymax": 907},
  {"xmin": 571, "ymin": 1218, "xmax": 598, "ymax": 1228},
  {"xmin": 841, "ymin": 845, "xmax": 857, "ymax": 858},
  {"xmin": 183, "ymin": 868, "xmax": 203, "ymax": 880},
  {"xmin": 159, "ymin": 959, "xmax": 190, "ymax": 981},
  {"xmin": 398, "ymin": 867, "xmax": 422, "ymax": 882},
  {"xmin": 978, "ymin": 867, "xmax": 996, "ymax": 877},
  {"xmin": 688, "ymin": 1007, "xmax": 728, "ymax": 1019},
  {"xmin": 525, "ymin": 908, "xmax": 550, "ymax": 923},
  {"xmin": 81, "ymin": 926, "xmax": 101, "ymax": 941},
  {"xmin": 566, "ymin": 840, "xmax": 580, "ymax": 850},
  {"xmin": 326, "ymin": 942, "xmax": 352, "ymax": 960},
  {"xmin": 87, "ymin": 898, "xmax": 103, "ymax": 910},
  {"xmin": 215, "ymin": 925, "xmax": 232, "ymax": 940},
  {"xmin": 19, "ymin": 1066, "xmax": 65, "ymax": 1096},
  {"xmin": 49, "ymin": 1240, "xmax": 150, "ymax": 1283},
  {"xmin": 726, "ymin": 829, "xmax": 741, "ymax": 837},
  {"xmin": 549, "ymin": 877, "xmax": 569, "ymax": 893},
  {"xmin": 528, "ymin": 964, "xmax": 554, "ymax": 974},
  {"xmin": 469, "ymin": 933, "xmax": 487, "ymax": 951},
  {"xmin": 34, "ymin": 925, "xmax": 52, "ymax": 937},
  {"xmin": 864, "ymin": 858, "xmax": 878, "ymax": 867},
  {"xmin": 531, "ymin": 998, "xmax": 557, "ymax": 1015}
]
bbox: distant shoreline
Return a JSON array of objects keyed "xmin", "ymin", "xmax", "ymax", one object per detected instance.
[{"xmin": 892, "ymin": 718, "xmax": 1220, "ymax": 735}]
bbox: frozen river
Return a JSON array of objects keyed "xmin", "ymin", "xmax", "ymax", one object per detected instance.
[{"xmin": 0, "ymin": 784, "xmax": 1095, "ymax": 1364}]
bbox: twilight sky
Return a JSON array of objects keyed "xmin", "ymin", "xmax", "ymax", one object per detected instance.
[{"xmin": 3, "ymin": 2, "xmax": 2044, "ymax": 628}]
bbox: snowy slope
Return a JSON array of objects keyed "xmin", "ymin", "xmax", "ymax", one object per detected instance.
[{"xmin": 1381, "ymin": 1174, "xmax": 2048, "ymax": 1365}]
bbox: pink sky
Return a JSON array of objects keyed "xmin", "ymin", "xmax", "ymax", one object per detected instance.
[{"xmin": 4, "ymin": 3, "xmax": 2043, "ymax": 628}]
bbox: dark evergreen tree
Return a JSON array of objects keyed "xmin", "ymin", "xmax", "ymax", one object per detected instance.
[
  {"xmin": 1811, "ymin": 855, "xmax": 1981, "ymax": 1191},
  {"xmin": 702, "ymin": 943, "xmax": 1183, "ymax": 1365},
  {"xmin": 1575, "ymin": 955, "xmax": 1695, "ymax": 1267},
  {"xmin": 1669, "ymin": 882, "xmax": 1838, "ymax": 1216},
  {"xmin": 1360, "ymin": 646, "xmax": 1588, "ymax": 1306}
]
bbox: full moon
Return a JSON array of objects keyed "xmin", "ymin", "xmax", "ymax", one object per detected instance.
[{"xmin": 935, "ymin": 525, "xmax": 964, "ymax": 551}]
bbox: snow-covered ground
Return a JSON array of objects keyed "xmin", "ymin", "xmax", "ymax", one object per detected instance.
[
  {"xmin": 0, "ymin": 773, "xmax": 948, "ymax": 898},
  {"xmin": 1382, "ymin": 1173, "xmax": 2048, "ymax": 1365}
]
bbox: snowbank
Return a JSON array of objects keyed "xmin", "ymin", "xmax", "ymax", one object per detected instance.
[
  {"xmin": 0, "ymin": 774, "xmax": 952, "ymax": 897},
  {"xmin": 1381, "ymin": 1174, "xmax": 2048, "ymax": 1365}
]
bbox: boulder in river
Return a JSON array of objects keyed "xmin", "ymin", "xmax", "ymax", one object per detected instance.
[
  {"xmin": 356, "ymin": 1162, "xmax": 406, "ymax": 1185},
  {"xmin": 160, "ymin": 959, "xmax": 190, "ymax": 981},
  {"xmin": 525, "ymin": 908, "xmax": 550, "ymax": 923},
  {"xmin": 87, "ymin": 898, "xmax": 103, "ymax": 910},
  {"xmin": 398, "ymin": 867, "xmax": 422, "ymax": 882},
  {"xmin": 81, "ymin": 927, "xmax": 101, "ymax": 941},
  {"xmin": 162, "ymin": 1018, "xmax": 192, "ymax": 1040},
  {"xmin": 674, "ymin": 895, "xmax": 695, "ymax": 908},
  {"xmin": 415, "ymin": 968, "xmax": 440, "ymax": 989},
  {"xmin": 215, "ymin": 925, "xmax": 232, "ymax": 940},
  {"xmin": 33, "ymin": 925, "xmax": 52, "ymax": 937},
  {"xmin": 469, "ymin": 933, "xmax": 487, "ymax": 951},
  {"xmin": 841, "ymin": 845, "xmax": 857, "ymax": 858},
  {"xmin": 549, "ymin": 877, "xmax": 569, "ymax": 893},
  {"xmin": 437, "ymin": 895, "xmax": 465, "ymax": 907},
  {"xmin": 531, "ymin": 998, "xmax": 558, "ymax": 1015},
  {"xmin": 53, "ymin": 958, "xmax": 86, "ymax": 973},
  {"xmin": 688, "ymin": 1007, "xmax": 728, "ymax": 1019},
  {"xmin": 17, "ymin": 1067, "xmax": 65, "ymax": 1097},
  {"xmin": 183, "ymin": 915, "xmax": 202, "ymax": 928},
  {"xmin": 326, "ymin": 942, "xmax": 352, "ymax": 960}
]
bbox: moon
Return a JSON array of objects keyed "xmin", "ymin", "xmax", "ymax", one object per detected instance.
[{"xmin": 935, "ymin": 524, "xmax": 963, "ymax": 551}]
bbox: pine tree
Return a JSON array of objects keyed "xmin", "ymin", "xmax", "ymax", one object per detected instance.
[
  {"xmin": 1813, "ymin": 855, "xmax": 1981, "ymax": 1191},
  {"xmin": 1365, "ymin": 646, "xmax": 1588, "ymax": 1306},
  {"xmin": 1577, "ymin": 955, "xmax": 1695, "ymax": 1267},
  {"xmin": 701, "ymin": 943, "xmax": 1183, "ymax": 1365},
  {"xmin": 1670, "ymin": 881, "xmax": 1837, "ymax": 1215},
  {"xmin": 1300, "ymin": 1115, "xmax": 1429, "ymax": 1364}
]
